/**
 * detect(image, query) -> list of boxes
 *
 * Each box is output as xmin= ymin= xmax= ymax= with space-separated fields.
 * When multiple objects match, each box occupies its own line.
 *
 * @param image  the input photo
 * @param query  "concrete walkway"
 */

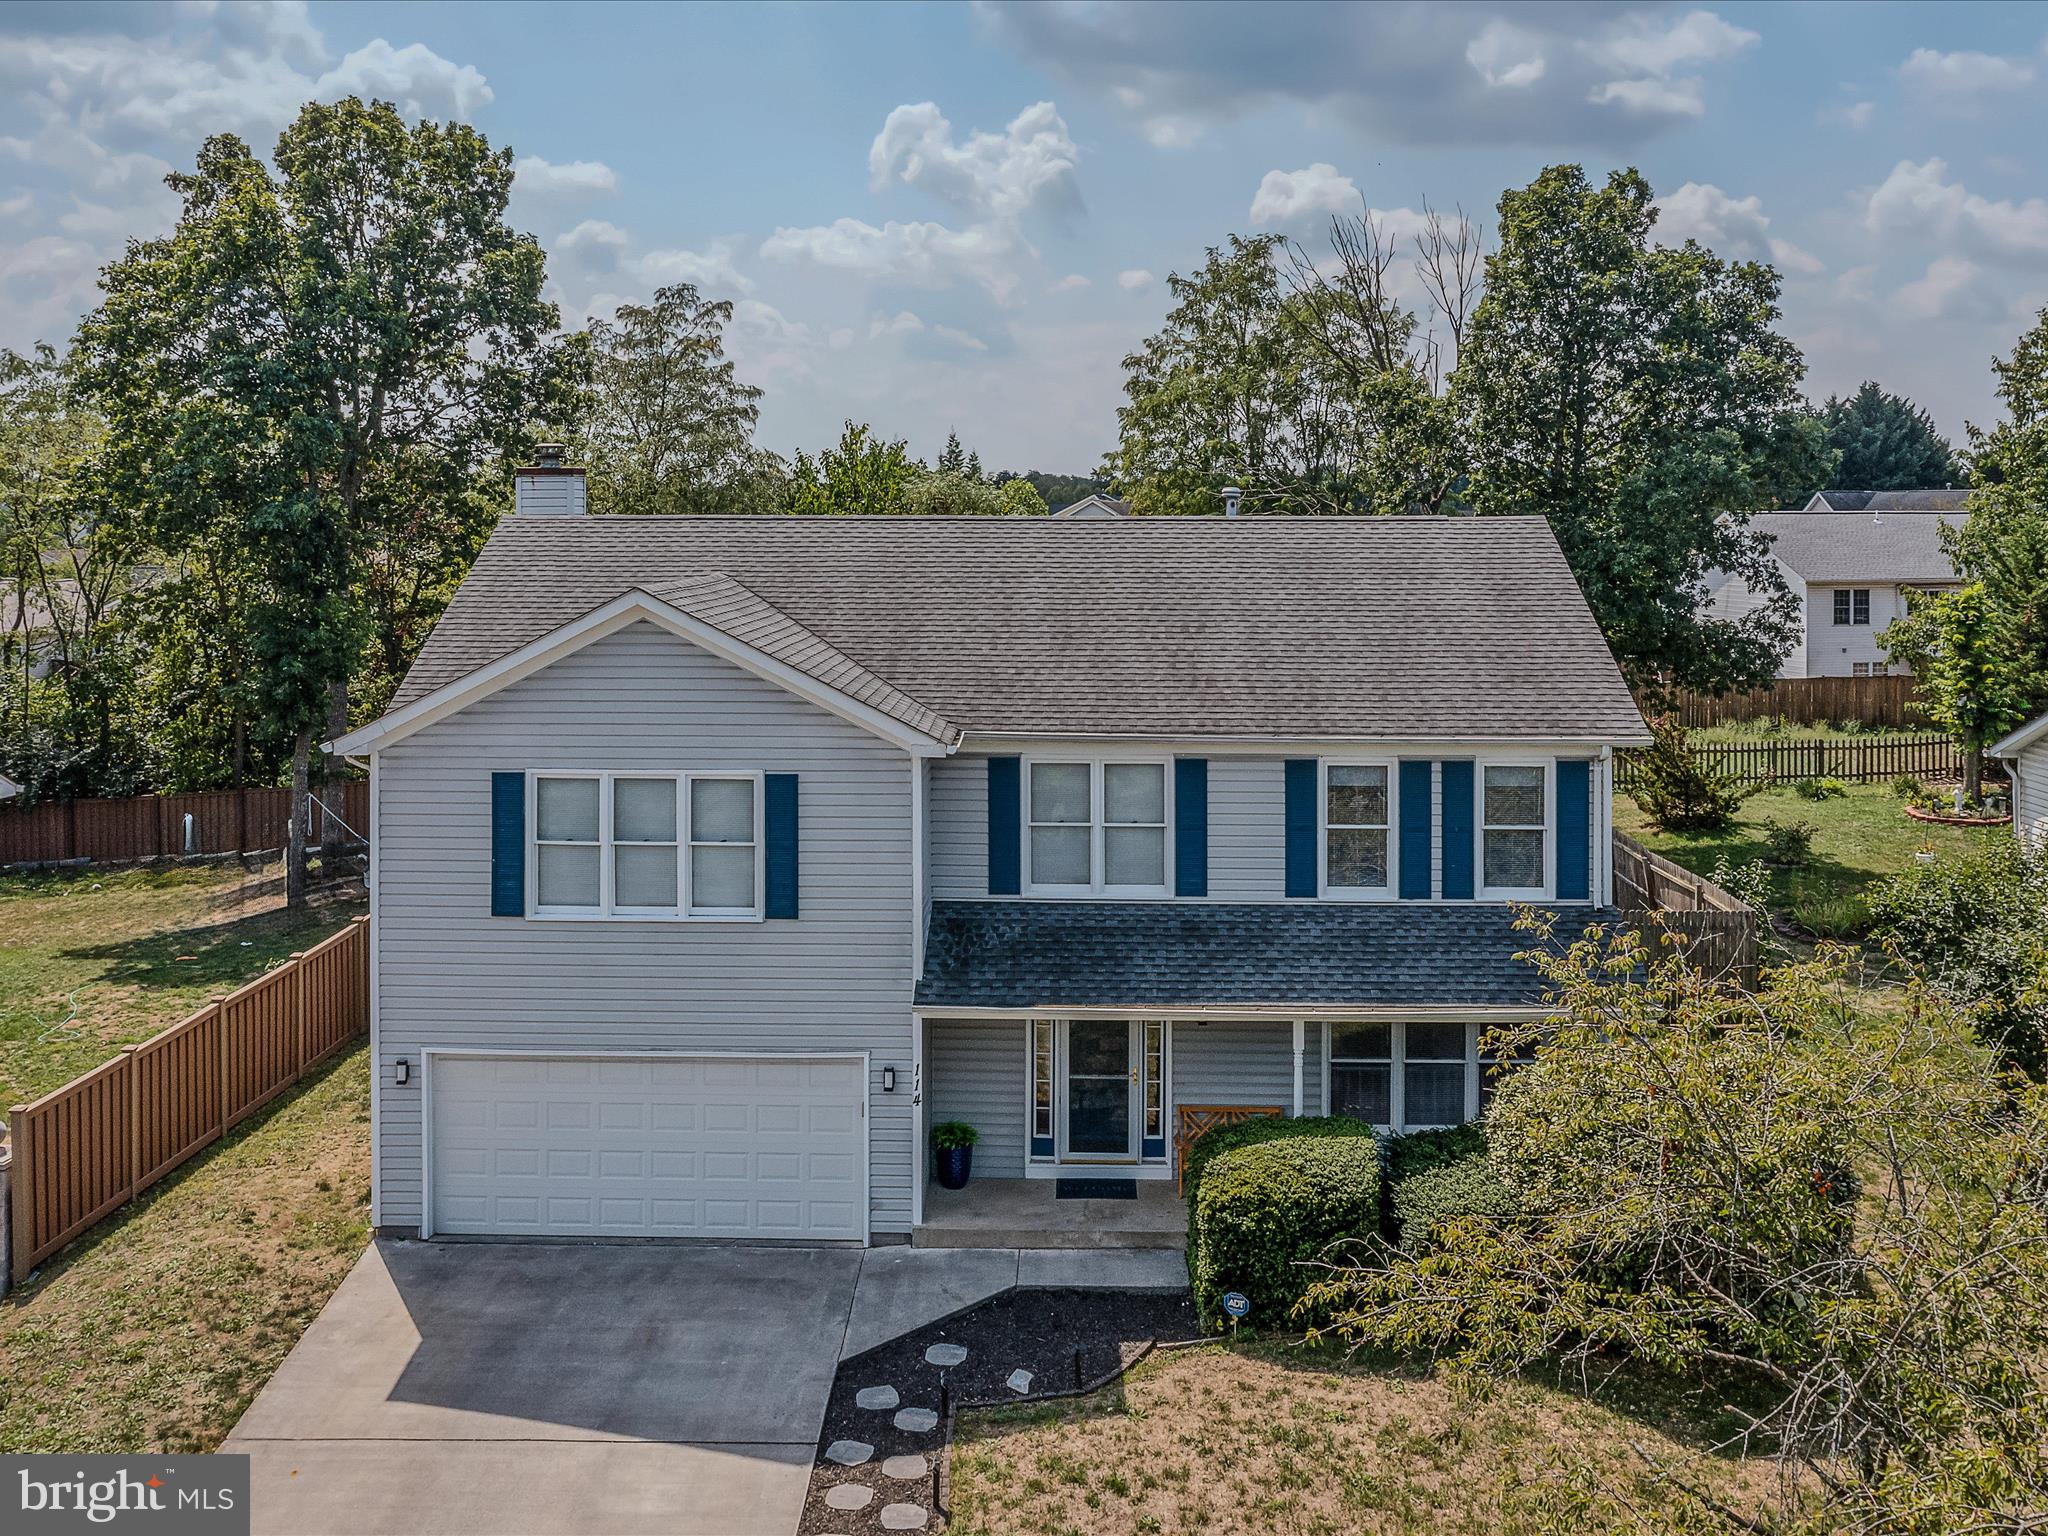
xmin=226 ymin=1240 xmax=1185 ymax=1536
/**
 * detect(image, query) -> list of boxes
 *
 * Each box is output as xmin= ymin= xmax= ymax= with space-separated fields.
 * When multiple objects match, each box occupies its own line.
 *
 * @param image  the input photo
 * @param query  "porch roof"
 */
xmin=915 ymin=900 xmax=1611 ymax=1011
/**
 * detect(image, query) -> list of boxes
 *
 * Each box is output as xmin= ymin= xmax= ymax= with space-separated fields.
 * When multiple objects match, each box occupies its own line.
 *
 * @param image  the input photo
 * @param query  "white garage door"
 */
xmin=429 ymin=1053 xmax=866 ymax=1241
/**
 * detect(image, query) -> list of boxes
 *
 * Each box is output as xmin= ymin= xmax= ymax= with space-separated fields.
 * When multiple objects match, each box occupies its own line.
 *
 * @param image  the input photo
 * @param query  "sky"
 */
xmin=2 ymin=1 xmax=2046 ymax=475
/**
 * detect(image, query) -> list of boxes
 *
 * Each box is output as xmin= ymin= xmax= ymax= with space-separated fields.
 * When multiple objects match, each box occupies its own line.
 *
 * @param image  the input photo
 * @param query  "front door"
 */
xmin=1061 ymin=1019 xmax=1136 ymax=1161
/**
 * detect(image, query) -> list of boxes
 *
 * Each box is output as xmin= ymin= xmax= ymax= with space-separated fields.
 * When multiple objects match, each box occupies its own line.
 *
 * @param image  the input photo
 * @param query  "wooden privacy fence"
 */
xmin=1612 ymin=831 xmax=1760 ymax=990
xmin=0 ymin=781 xmax=366 ymax=867
xmin=6 ymin=915 xmax=368 ymax=1282
xmin=1615 ymin=731 xmax=1968 ymax=789
xmin=1641 ymin=674 xmax=1929 ymax=730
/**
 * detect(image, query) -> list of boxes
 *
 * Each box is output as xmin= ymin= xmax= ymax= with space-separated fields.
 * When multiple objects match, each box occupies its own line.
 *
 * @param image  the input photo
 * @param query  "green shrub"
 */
xmin=1628 ymin=714 xmax=1754 ymax=832
xmin=1793 ymin=776 xmax=1848 ymax=801
xmin=1790 ymin=889 xmax=1870 ymax=941
xmin=1180 ymin=1112 xmax=1373 ymax=1192
xmin=1383 ymin=1125 xmax=1513 ymax=1252
xmin=1763 ymin=817 xmax=1817 ymax=865
xmin=1892 ymin=773 xmax=1925 ymax=800
xmin=1185 ymin=1120 xmax=1380 ymax=1331
xmin=931 ymin=1120 xmax=979 ymax=1150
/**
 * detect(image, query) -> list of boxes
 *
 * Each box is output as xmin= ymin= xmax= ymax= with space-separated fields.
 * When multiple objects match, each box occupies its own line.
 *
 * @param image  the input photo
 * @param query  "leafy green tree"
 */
xmin=995 ymin=478 xmax=1047 ymax=516
xmin=76 ymin=97 xmax=582 ymax=904
xmin=580 ymin=282 xmax=775 ymax=515
xmin=1310 ymin=926 xmax=2048 ymax=1533
xmin=902 ymin=471 xmax=1001 ymax=516
xmin=1455 ymin=165 xmax=1828 ymax=695
xmin=1882 ymin=582 xmax=2027 ymax=799
xmin=1819 ymin=380 xmax=1957 ymax=490
xmin=1007 ymin=471 xmax=1107 ymax=510
xmin=786 ymin=421 xmax=921 ymax=515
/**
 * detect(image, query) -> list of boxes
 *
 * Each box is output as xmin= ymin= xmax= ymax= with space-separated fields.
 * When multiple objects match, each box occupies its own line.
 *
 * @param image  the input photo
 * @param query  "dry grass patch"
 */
xmin=0 ymin=1042 xmax=370 ymax=1452
xmin=950 ymin=1340 xmax=1806 ymax=1536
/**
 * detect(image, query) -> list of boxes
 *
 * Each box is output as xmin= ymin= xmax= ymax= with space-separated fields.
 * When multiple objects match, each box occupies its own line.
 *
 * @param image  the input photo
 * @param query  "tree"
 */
xmin=902 ymin=471 xmax=1002 ymax=516
xmin=937 ymin=431 xmax=967 ymax=476
xmin=1311 ymin=926 xmax=2048 ymax=1533
xmin=1883 ymin=583 xmax=2027 ymax=799
xmin=786 ymin=422 xmax=921 ymax=515
xmin=1455 ymin=165 xmax=1828 ymax=696
xmin=964 ymin=448 xmax=983 ymax=483
xmin=1819 ymin=381 xmax=1957 ymax=490
xmin=995 ymin=478 xmax=1047 ymax=516
xmin=76 ymin=97 xmax=582 ymax=905
xmin=581 ymin=283 xmax=774 ymax=515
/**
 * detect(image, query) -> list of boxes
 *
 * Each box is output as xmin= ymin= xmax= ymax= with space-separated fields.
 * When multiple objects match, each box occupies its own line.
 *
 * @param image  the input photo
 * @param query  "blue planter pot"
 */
xmin=934 ymin=1145 xmax=973 ymax=1190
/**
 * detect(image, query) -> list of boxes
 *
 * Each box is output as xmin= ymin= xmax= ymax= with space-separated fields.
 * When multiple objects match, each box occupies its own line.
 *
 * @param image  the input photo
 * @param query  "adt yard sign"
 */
xmin=1221 ymin=1291 xmax=1250 ymax=1321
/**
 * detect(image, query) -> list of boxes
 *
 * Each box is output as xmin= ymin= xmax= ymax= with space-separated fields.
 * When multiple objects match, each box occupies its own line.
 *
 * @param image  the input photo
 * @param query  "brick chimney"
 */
xmin=514 ymin=444 xmax=588 ymax=516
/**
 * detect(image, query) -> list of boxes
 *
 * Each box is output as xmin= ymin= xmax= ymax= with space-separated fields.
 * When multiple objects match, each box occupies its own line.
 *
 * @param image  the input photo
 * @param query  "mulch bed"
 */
xmin=800 ymin=1286 xmax=1199 ymax=1535
xmin=1904 ymin=805 xmax=2012 ymax=827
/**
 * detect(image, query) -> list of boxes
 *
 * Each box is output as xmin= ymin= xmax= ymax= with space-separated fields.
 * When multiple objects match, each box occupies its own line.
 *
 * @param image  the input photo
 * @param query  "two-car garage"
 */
xmin=425 ymin=1053 xmax=868 ymax=1242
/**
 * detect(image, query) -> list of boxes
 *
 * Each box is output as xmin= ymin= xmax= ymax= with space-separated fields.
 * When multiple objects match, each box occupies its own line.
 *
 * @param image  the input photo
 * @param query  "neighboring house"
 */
xmin=328 ymin=466 xmax=1647 ymax=1247
xmin=1803 ymin=488 xmax=1971 ymax=513
xmin=0 ymin=773 xmax=18 ymax=802
xmin=1703 ymin=509 xmax=1964 ymax=678
xmin=1050 ymin=493 xmax=1128 ymax=519
xmin=1994 ymin=715 xmax=2048 ymax=843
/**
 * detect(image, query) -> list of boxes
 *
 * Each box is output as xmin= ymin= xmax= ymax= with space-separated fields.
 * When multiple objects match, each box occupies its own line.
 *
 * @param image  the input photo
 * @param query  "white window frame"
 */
xmin=1833 ymin=587 xmax=1872 ymax=627
xmin=1318 ymin=757 xmax=1400 ymax=901
xmin=1324 ymin=1020 xmax=1485 ymax=1132
xmin=1021 ymin=756 xmax=1174 ymax=897
xmin=1477 ymin=759 xmax=1552 ymax=901
xmin=526 ymin=769 xmax=765 ymax=922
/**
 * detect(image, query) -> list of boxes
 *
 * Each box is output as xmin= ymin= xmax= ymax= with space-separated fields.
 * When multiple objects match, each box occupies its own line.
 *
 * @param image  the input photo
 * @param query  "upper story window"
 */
xmin=1833 ymin=588 xmax=1871 ymax=626
xmin=1322 ymin=761 xmax=1393 ymax=898
xmin=1481 ymin=763 xmax=1548 ymax=898
xmin=532 ymin=771 xmax=760 ymax=919
xmin=1025 ymin=758 xmax=1169 ymax=894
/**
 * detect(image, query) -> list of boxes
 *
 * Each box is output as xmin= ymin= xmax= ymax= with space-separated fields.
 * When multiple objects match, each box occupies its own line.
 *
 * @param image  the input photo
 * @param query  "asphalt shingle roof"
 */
xmin=1808 ymin=489 xmax=1970 ymax=513
xmin=1750 ymin=511 xmax=1963 ymax=584
xmin=914 ymin=900 xmax=1604 ymax=1010
xmin=394 ymin=515 xmax=1645 ymax=743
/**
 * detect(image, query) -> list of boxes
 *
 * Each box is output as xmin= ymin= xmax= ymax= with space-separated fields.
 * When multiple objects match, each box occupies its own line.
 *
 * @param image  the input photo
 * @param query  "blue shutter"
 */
xmin=1283 ymin=759 xmax=1317 ymax=898
xmin=987 ymin=756 xmax=1021 ymax=895
xmin=764 ymin=773 xmax=799 ymax=918
xmin=1398 ymin=761 xmax=1433 ymax=899
xmin=490 ymin=772 xmax=525 ymax=916
xmin=1556 ymin=758 xmax=1592 ymax=901
xmin=1174 ymin=758 xmax=1208 ymax=897
xmin=1440 ymin=760 xmax=1475 ymax=900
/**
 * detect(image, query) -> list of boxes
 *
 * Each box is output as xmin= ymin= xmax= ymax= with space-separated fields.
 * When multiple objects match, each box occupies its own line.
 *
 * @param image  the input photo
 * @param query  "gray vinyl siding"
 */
xmin=1171 ymin=1020 xmax=1296 ymax=1115
xmin=925 ymin=1019 xmax=1027 ymax=1177
xmin=1209 ymin=758 xmax=1283 ymax=898
xmin=2017 ymin=741 xmax=2048 ymax=847
xmin=374 ymin=621 xmax=917 ymax=1234
xmin=928 ymin=755 xmax=988 ymax=899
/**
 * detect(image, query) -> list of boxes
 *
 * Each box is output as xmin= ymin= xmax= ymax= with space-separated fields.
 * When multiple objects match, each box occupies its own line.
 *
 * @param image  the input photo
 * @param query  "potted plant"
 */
xmin=932 ymin=1121 xmax=979 ymax=1190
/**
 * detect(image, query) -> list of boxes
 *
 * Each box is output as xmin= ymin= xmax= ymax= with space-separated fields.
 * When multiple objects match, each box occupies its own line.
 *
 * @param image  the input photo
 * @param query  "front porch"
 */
xmin=913 ymin=1177 xmax=1188 ymax=1251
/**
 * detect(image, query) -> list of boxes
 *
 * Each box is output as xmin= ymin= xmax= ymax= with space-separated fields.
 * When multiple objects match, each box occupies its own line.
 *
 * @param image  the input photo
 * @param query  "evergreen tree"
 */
xmin=1820 ymin=381 xmax=1958 ymax=490
xmin=937 ymin=431 xmax=966 ymax=476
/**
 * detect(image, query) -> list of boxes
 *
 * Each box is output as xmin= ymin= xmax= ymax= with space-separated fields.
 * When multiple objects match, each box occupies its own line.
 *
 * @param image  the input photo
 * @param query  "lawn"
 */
xmin=0 ymin=860 xmax=367 ymax=1109
xmin=0 ymin=1040 xmax=370 ymax=1452
xmin=1614 ymin=780 xmax=2003 ymax=932
xmin=950 ymin=1339 xmax=1806 ymax=1536
xmin=1685 ymin=721 xmax=1932 ymax=745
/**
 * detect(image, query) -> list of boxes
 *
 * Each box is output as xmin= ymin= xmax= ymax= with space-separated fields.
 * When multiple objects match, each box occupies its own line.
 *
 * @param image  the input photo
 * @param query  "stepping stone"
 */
xmin=1006 ymin=1368 xmax=1033 ymax=1394
xmin=824 ymin=1439 xmax=873 ymax=1466
xmin=923 ymin=1343 xmax=968 ymax=1368
xmin=881 ymin=1453 xmax=927 ymax=1480
xmin=824 ymin=1484 xmax=874 ymax=1512
xmin=881 ymin=1505 xmax=929 ymax=1531
xmin=893 ymin=1407 xmax=938 ymax=1433
xmin=855 ymin=1385 xmax=899 ymax=1411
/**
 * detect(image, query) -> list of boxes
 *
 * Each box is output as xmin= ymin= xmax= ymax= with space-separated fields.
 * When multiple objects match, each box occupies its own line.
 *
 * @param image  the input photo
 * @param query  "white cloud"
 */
xmin=761 ymin=217 xmax=1023 ymax=303
xmin=1117 ymin=268 xmax=1155 ymax=291
xmin=1587 ymin=77 xmax=1706 ymax=118
xmin=869 ymin=309 xmax=926 ymax=339
xmin=314 ymin=39 xmax=492 ymax=120
xmin=1821 ymin=99 xmax=1876 ymax=130
xmin=0 ymin=191 xmax=28 ymax=220
xmin=1898 ymin=46 xmax=2036 ymax=111
xmin=1835 ymin=264 xmax=1878 ymax=304
xmin=1656 ymin=182 xmax=1821 ymax=274
xmin=1248 ymin=163 xmax=1358 ymax=226
xmin=1048 ymin=273 xmax=1091 ymax=293
xmin=638 ymin=238 xmax=756 ymax=296
xmin=868 ymin=100 xmax=1081 ymax=221
xmin=1864 ymin=157 xmax=2048 ymax=265
xmin=1466 ymin=20 xmax=1546 ymax=88
xmin=515 ymin=156 xmax=619 ymax=198
xmin=932 ymin=323 xmax=989 ymax=352
xmin=1586 ymin=9 xmax=1758 ymax=78
xmin=1894 ymin=256 xmax=2005 ymax=322
xmin=554 ymin=219 xmax=628 ymax=270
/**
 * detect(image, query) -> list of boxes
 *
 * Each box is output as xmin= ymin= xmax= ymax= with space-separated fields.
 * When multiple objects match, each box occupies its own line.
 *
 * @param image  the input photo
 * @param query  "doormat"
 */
xmin=1056 ymin=1177 xmax=1137 ymax=1200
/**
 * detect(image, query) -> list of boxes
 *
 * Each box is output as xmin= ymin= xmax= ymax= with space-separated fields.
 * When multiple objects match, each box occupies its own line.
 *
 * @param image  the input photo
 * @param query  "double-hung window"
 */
xmin=1322 ymin=762 xmax=1394 ymax=897
xmin=1329 ymin=1021 xmax=1481 ymax=1130
xmin=1025 ymin=759 xmax=1169 ymax=894
xmin=1480 ymin=763 xmax=1548 ymax=898
xmin=531 ymin=771 xmax=760 ymax=918
xmin=1833 ymin=588 xmax=1871 ymax=626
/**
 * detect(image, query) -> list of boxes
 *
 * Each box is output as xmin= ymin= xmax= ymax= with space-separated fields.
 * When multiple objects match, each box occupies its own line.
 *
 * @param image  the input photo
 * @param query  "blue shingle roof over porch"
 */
xmin=915 ymin=901 xmax=1614 ymax=1011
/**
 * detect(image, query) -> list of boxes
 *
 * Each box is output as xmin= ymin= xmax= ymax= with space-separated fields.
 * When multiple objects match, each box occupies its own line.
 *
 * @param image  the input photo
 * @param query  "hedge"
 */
xmin=1384 ymin=1125 xmax=1514 ymax=1254
xmin=1184 ymin=1118 xmax=1381 ymax=1331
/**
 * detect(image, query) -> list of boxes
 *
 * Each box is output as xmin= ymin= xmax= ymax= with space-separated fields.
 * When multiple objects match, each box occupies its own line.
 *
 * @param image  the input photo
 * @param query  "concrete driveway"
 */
xmin=224 ymin=1241 xmax=864 ymax=1536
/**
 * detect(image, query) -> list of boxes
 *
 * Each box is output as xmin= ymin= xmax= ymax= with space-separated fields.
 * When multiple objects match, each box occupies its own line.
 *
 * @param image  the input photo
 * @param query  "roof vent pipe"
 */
xmin=1221 ymin=485 xmax=1242 ymax=518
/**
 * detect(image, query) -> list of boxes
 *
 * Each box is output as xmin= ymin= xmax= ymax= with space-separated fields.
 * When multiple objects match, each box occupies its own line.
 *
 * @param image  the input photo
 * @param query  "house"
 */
xmin=1803 ymin=488 xmax=1970 ymax=513
xmin=326 ymin=459 xmax=1647 ymax=1248
xmin=0 ymin=773 xmax=18 ymax=802
xmin=1050 ymin=493 xmax=1128 ymax=519
xmin=1993 ymin=716 xmax=2048 ymax=842
xmin=1703 ymin=508 xmax=1964 ymax=678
